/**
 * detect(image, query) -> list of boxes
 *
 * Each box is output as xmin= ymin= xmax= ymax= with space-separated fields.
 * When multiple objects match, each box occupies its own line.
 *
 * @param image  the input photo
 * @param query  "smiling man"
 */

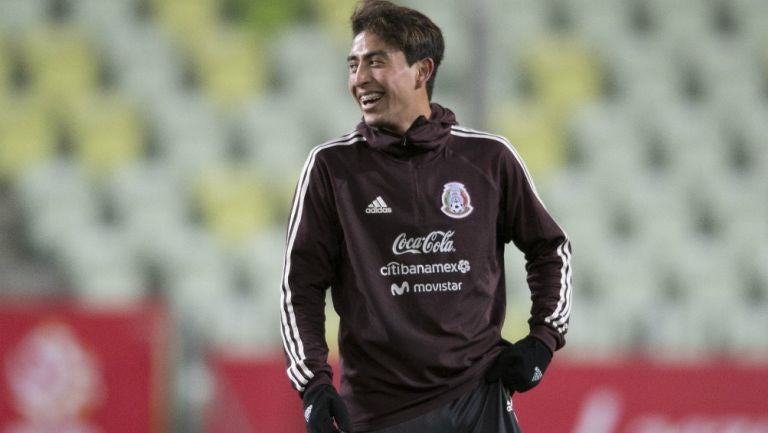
xmin=280 ymin=2 xmax=573 ymax=433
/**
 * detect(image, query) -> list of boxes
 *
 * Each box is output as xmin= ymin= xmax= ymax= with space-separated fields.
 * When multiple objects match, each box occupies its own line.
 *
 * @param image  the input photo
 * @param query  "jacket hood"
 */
xmin=355 ymin=103 xmax=458 ymax=158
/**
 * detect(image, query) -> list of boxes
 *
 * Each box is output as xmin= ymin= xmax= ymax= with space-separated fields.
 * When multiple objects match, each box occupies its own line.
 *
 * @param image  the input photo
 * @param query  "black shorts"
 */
xmin=361 ymin=381 xmax=522 ymax=433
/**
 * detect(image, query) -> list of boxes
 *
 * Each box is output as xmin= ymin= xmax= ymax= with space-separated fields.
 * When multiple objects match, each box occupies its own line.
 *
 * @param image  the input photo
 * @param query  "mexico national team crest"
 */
xmin=440 ymin=182 xmax=473 ymax=219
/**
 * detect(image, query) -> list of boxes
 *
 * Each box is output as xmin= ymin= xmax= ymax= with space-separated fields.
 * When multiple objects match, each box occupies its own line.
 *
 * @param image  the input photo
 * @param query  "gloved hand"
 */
xmin=302 ymin=384 xmax=352 ymax=433
xmin=485 ymin=336 xmax=552 ymax=393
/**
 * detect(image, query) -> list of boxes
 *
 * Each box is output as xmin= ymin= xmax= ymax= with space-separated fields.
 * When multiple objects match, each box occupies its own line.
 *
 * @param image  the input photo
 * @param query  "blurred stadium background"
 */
xmin=0 ymin=0 xmax=767 ymax=432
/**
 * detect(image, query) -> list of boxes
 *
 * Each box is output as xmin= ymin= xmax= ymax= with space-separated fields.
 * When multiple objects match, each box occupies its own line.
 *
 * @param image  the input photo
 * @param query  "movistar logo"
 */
xmin=391 ymin=281 xmax=409 ymax=296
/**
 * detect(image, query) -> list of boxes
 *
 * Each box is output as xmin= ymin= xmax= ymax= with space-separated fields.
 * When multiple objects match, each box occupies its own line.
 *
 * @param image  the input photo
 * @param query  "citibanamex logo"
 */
xmin=4 ymin=322 xmax=105 ymax=433
xmin=392 ymin=230 xmax=456 ymax=255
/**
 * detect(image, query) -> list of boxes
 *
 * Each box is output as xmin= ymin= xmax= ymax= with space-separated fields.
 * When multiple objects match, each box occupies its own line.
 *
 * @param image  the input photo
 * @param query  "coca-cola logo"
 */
xmin=392 ymin=230 xmax=456 ymax=255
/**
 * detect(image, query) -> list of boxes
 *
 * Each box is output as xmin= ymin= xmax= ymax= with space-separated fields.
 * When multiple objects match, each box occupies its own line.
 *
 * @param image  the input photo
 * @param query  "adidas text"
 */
xmin=366 ymin=196 xmax=392 ymax=214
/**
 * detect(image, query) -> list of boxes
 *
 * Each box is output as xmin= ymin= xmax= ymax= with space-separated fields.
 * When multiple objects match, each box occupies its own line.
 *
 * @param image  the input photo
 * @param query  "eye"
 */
xmin=348 ymin=63 xmax=358 ymax=73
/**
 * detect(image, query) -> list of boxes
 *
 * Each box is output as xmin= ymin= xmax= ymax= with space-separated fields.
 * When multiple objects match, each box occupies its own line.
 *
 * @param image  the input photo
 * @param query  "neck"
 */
xmin=389 ymin=100 xmax=432 ymax=135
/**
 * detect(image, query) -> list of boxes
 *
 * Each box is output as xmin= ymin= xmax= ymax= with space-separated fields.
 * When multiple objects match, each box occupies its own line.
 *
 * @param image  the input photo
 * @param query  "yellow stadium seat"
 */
xmin=189 ymin=28 xmax=266 ymax=111
xmin=523 ymin=35 xmax=603 ymax=123
xmin=0 ymin=96 xmax=56 ymax=182
xmin=194 ymin=165 xmax=275 ymax=250
xmin=311 ymin=0 xmax=359 ymax=41
xmin=20 ymin=24 xmax=100 ymax=114
xmin=151 ymin=0 xmax=219 ymax=45
xmin=68 ymin=94 xmax=144 ymax=179
xmin=0 ymin=38 xmax=9 ymax=99
xmin=490 ymin=101 xmax=566 ymax=181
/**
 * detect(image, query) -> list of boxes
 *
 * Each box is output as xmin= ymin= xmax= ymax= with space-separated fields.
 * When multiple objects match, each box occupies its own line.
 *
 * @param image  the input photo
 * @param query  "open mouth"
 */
xmin=359 ymin=92 xmax=383 ymax=107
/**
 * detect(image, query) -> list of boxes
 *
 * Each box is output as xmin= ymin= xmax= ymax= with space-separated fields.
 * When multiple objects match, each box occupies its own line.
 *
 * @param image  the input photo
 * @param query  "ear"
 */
xmin=414 ymin=58 xmax=435 ymax=90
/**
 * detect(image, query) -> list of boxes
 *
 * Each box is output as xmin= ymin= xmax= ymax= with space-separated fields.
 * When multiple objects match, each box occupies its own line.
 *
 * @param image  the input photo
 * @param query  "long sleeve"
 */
xmin=280 ymin=148 xmax=341 ymax=395
xmin=498 ymin=146 xmax=573 ymax=353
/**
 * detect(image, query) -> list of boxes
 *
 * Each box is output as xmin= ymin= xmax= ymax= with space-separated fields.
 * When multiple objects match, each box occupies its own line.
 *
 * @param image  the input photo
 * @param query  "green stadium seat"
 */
xmin=228 ymin=0 xmax=306 ymax=39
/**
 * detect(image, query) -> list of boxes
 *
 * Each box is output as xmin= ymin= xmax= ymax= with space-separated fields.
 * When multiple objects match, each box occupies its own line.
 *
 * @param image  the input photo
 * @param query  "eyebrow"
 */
xmin=346 ymin=50 xmax=390 ymax=63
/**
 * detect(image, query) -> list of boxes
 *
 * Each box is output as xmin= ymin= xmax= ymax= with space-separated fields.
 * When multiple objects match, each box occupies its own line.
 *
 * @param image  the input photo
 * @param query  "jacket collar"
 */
xmin=355 ymin=103 xmax=458 ymax=158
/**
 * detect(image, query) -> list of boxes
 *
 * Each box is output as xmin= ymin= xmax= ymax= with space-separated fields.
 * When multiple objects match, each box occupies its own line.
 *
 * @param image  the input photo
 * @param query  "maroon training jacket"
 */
xmin=280 ymin=103 xmax=572 ymax=431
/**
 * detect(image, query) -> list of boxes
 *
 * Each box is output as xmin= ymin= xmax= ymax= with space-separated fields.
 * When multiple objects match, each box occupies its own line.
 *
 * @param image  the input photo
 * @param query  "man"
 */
xmin=280 ymin=1 xmax=572 ymax=432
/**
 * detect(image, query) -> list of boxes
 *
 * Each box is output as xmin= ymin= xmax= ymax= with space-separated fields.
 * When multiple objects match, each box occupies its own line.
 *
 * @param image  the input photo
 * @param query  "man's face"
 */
xmin=347 ymin=31 xmax=428 ymax=134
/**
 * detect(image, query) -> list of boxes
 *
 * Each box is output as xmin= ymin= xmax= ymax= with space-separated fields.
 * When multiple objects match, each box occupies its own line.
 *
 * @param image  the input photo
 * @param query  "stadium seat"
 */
xmin=313 ymin=0 xmax=362 ymax=41
xmin=685 ymin=37 xmax=763 ymax=106
xmin=489 ymin=101 xmax=566 ymax=180
xmin=162 ymin=228 xmax=236 ymax=323
xmin=566 ymin=101 xmax=644 ymax=178
xmin=99 ymin=20 xmax=185 ymax=104
xmin=186 ymin=27 xmax=266 ymax=111
xmin=566 ymin=0 xmax=629 ymax=44
xmin=107 ymin=161 xmax=190 ymax=263
xmin=193 ymin=164 xmax=275 ymax=250
xmin=237 ymin=96 xmax=315 ymax=175
xmin=270 ymin=26 xmax=347 ymax=98
xmin=207 ymin=292 xmax=277 ymax=353
xmin=70 ymin=0 xmax=141 ymax=31
xmin=20 ymin=24 xmax=101 ymax=114
xmin=150 ymin=0 xmax=219 ymax=46
xmin=521 ymin=35 xmax=603 ymax=122
xmin=59 ymin=225 xmax=147 ymax=304
xmin=14 ymin=159 xmax=100 ymax=255
xmin=211 ymin=229 xmax=290 ymax=352
xmin=0 ymin=96 xmax=57 ymax=182
xmin=0 ymin=37 xmax=9 ymax=99
xmin=643 ymin=0 xmax=712 ymax=44
xmin=0 ymin=0 xmax=48 ymax=33
xmin=68 ymin=93 xmax=144 ymax=179
xmin=640 ymin=102 xmax=727 ymax=184
xmin=147 ymin=94 xmax=228 ymax=177
xmin=730 ymin=0 xmax=768 ymax=44
xmin=227 ymin=0 xmax=305 ymax=38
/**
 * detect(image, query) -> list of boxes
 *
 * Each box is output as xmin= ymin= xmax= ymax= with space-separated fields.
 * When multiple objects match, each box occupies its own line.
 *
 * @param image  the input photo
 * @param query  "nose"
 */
xmin=351 ymin=63 xmax=371 ymax=87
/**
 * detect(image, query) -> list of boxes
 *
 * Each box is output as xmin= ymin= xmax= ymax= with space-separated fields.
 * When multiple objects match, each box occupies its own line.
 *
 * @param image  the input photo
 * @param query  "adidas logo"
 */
xmin=532 ymin=366 xmax=543 ymax=382
xmin=365 ymin=196 xmax=392 ymax=214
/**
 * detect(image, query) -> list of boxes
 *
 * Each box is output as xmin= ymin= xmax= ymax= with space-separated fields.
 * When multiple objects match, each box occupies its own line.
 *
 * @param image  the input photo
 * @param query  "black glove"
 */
xmin=302 ymin=384 xmax=352 ymax=433
xmin=485 ymin=336 xmax=552 ymax=393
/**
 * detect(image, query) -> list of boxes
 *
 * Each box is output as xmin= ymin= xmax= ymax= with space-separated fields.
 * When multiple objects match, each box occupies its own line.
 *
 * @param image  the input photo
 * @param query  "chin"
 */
xmin=363 ymin=115 xmax=394 ymax=131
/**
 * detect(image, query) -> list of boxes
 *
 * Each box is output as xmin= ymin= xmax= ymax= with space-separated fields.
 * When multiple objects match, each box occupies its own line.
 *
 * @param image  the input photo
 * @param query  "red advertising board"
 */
xmin=514 ymin=358 xmax=768 ymax=433
xmin=209 ymin=355 xmax=768 ymax=433
xmin=207 ymin=352 xmax=307 ymax=433
xmin=0 ymin=300 xmax=170 ymax=433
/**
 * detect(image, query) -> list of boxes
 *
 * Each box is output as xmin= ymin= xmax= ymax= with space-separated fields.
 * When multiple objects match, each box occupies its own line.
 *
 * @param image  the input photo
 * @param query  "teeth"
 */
xmin=360 ymin=93 xmax=383 ymax=103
